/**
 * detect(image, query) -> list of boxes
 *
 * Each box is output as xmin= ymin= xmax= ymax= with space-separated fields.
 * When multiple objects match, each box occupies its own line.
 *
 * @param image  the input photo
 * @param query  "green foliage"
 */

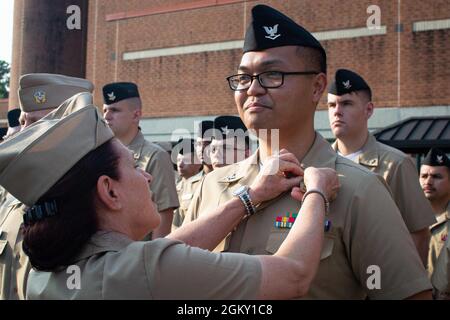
xmin=0 ymin=60 xmax=10 ymax=99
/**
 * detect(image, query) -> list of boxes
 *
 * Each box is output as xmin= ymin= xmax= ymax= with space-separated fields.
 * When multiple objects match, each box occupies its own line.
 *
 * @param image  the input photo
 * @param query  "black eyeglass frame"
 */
xmin=226 ymin=71 xmax=320 ymax=91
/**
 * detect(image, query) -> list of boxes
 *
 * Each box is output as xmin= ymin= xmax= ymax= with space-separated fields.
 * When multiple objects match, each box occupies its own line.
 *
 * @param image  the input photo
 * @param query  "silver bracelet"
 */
xmin=301 ymin=188 xmax=329 ymax=215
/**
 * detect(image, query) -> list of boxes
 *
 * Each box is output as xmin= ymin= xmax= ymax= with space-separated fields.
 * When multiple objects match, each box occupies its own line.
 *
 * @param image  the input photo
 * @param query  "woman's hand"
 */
xmin=291 ymin=167 xmax=340 ymax=202
xmin=249 ymin=149 xmax=303 ymax=204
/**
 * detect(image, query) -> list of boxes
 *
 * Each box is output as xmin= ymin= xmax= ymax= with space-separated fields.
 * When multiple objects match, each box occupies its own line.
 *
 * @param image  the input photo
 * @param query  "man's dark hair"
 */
xmin=357 ymin=89 xmax=372 ymax=102
xmin=22 ymin=139 xmax=120 ymax=271
xmin=296 ymin=47 xmax=327 ymax=74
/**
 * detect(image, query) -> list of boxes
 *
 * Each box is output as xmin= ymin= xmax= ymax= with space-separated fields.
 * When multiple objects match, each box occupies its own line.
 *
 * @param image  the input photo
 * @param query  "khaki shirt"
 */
xmin=0 ymin=194 xmax=30 ymax=300
xmin=431 ymin=235 xmax=450 ymax=299
xmin=333 ymin=134 xmax=436 ymax=232
xmin=128 ymin=131 xmax=179 ymax=212
xmin=173 ymin=170 xmax=204 ymax=230
xmin=26 ymin=231 xmax=261 ymax=299
xmin=428 ymin=203 xmax=450 ymax=277
xmin=184 ymin=133 xmax=431 ymax=299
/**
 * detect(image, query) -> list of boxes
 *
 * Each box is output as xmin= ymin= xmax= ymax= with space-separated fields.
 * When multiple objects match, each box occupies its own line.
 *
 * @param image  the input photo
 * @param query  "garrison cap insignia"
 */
xmin=33 ymin=91 xmax=46 ymax=104
xmin=263 ymin=24 xmax=281 ymax=40
xmin=107 ymin=92 xmax=116 ymax=102
xmin=342 ymin=80 xmax=351 ymax=89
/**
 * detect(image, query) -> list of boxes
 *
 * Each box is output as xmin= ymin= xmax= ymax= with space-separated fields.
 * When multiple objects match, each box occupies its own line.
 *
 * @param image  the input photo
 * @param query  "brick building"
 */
xmin=7 ymin=0 xmax=450 ymax=141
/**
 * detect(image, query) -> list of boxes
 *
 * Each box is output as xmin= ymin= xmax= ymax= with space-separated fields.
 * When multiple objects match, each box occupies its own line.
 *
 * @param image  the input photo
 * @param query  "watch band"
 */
xmin=236 ymin=187 xmax=256 ymax=218
xmin=301 ymin=188 xmax=329 ymax=215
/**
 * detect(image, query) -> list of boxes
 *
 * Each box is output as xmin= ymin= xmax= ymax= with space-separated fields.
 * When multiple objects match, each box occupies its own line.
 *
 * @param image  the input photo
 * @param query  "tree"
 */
xmin=0 ymin=60 xmax=10 ymax=99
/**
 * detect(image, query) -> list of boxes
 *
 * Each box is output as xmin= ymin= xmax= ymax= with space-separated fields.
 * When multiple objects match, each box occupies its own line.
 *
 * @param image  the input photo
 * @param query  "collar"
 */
xmin=430 ymin=202 xmax=450 ymax=230
xmin=74 ymin=231 xmax=133 ymax=261
xmin=218 ymin=150 xmax=259 ymax=185
xmin=301 ymin=132 xmax=338 ymax=169
xmin=188 ymin=170 xmax=205 ymax=183
xmin=217 ymin=132 xmax=337 ymax=184
xmin=333 ymin=133 xmax=378 ymax=167
xmin=127 ymin=129 xmax=145 ymax=160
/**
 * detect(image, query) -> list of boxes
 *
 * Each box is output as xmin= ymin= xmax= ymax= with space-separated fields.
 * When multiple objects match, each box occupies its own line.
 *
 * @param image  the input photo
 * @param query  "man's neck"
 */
xmin=203 ymin=164 xmax=213 ymax=174
xmin=259 ymin=128 xmax=316 ymax=164
xmin=117 ymin=127 xmax=140 ymax=146
xmin=431 ymin=199 xmax=449 ymax=216
xmin=335 ymin=131 xmax=369 ymax=156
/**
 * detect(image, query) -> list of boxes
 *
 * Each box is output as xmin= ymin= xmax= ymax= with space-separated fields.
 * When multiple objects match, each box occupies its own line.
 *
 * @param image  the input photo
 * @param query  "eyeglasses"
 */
xmin=226 ymin=70 xmax=320 ymax=91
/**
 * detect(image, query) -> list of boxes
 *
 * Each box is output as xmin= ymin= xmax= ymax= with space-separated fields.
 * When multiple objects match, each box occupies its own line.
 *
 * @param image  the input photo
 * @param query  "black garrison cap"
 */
xmin=102 ymin=82 xmax=140 ymax=105
xmin=423 ymin=148 xmax=450 ymax=168
xmin=328 ymin=69 xmax=372 ymax=97
xmin=197 ymin=120 xmax=214 ymax=139
xmin=243 ymin=4 xmax=326 ymax=61
xmin=213 ymin=115 xmax=248 ymax=140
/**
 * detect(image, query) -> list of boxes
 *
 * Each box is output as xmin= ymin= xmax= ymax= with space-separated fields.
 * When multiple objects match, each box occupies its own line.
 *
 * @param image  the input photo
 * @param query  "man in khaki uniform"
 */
xmin=327 ymin=69 xmax=435 ymax=265
xmin=195 ymin=120 xmax=214 ymax=175
xmin=209 ymin=115 xmax=251 ymax=170
xmin=184 ymin=4 xmax=432 ymax=299
xmin=172 ymin=138 xmax=202 ymax=230
xmin=102 ymin=82 xmax=179 ymax=239
xmin=419 ymin=149 xmax=450 ymax=286
xmin=431 ymin=236 xmax=450 ymax=299
xmin=0 ymin=73 xmax=93 ymax=300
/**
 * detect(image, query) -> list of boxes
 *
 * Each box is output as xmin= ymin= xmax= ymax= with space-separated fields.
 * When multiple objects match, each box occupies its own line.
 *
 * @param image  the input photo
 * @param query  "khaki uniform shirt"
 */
xmin=127 ymin=131 xmax=179 ymax=212
xmin=26 ymin=231 xmax=261 ymax=299
xmin=173 ymin=170 xmax=204 ymax=230
xmin=428 ymin=203 xmax=450 ymax=277
xmin=184 ymin=133 xmax=431 ymax=299
xmin=0 ymin=194 xmax=30 ymax=300
xmin=431 ymin=234 xmax=450 ymax=299
xmin=333 ymin=134 xmax=436 ymax=232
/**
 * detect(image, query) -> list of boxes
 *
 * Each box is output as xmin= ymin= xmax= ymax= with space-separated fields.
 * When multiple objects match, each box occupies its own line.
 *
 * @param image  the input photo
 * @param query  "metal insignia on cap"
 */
xmin=437 ymin=155 xmax=444 ymax=164
xmin=221 ymin=126 xmax=230 ymax=135
xmin=33 ymin=91 xmax=46 ymax=104
xmin=107 ymin=92 xmax=116 ymax=101
xmin=263 ymin=24 xmax=281 ymax=40
xmin=342 ymin=80 xmax=352 ymax=89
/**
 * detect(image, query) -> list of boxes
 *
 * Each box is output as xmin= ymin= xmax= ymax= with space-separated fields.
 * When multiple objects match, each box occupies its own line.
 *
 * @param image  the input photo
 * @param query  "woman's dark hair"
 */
xmin=22 ymin=138 xmax=121 ymax=271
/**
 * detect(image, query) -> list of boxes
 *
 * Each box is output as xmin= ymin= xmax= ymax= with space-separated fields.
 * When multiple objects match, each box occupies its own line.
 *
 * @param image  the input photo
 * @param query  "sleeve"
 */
xmin=144 ymin=239 xmax=262 ymax=299
xmin=431 ymin=241 xmax=450 ymax=295
xmin=146 ymin=150 xmax=179 ymax=212
xmin=348 ymin=174 xmax=432 ymax=299
xmin=387 ymin=156 xmax=436 ymax=232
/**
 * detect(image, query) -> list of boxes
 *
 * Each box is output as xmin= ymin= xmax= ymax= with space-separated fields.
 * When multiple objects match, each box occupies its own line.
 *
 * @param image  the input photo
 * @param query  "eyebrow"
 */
xmin=238 ymin=59 xmax=286 ymax=72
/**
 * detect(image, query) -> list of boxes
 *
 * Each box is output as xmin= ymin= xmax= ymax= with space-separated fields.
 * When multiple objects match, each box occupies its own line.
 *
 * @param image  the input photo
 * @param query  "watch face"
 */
xmin=233 ymin=185 xmax=247 ymax=196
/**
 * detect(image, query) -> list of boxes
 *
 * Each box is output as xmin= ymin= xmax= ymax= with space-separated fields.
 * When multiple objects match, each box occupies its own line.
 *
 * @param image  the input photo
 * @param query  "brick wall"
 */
xmin=85 ymin=0 xmax=450 ymax=118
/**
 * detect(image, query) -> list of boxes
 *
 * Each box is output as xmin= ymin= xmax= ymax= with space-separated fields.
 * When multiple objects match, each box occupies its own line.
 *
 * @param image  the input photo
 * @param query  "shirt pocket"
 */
xmin=265 ymin=228 xmax=335 ymax=260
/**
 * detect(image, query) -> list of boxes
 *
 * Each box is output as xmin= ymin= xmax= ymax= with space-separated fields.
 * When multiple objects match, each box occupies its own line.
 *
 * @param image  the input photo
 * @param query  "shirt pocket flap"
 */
xmin=265 ymin=229 xmax=289 ymax=254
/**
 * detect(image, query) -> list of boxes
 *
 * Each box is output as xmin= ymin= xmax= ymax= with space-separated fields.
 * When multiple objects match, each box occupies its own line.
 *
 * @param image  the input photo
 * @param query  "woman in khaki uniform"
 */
xmin=0 ymin=93 xmax=339 ymax=300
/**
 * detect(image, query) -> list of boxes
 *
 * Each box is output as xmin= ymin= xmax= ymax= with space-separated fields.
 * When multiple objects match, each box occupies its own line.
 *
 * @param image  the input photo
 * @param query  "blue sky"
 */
xmin=0 ymin=0 xmax=14 ymax=64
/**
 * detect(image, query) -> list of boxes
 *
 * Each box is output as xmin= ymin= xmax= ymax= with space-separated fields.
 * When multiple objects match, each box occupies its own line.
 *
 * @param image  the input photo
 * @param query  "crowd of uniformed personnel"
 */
xmin=0 ymin=4 xmax=448 ymax=300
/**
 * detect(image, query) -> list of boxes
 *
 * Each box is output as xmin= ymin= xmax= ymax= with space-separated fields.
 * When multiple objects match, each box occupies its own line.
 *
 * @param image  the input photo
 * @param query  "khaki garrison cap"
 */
xmin=19 ymin=73 xmax=94 ymax=112
xmin=0 ymin=92 xmax=113 ymax=206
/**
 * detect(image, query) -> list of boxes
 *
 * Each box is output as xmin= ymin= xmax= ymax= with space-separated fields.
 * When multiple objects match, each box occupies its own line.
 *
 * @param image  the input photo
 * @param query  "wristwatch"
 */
xmin=233 ymin=185 xmax=256 ymax=218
